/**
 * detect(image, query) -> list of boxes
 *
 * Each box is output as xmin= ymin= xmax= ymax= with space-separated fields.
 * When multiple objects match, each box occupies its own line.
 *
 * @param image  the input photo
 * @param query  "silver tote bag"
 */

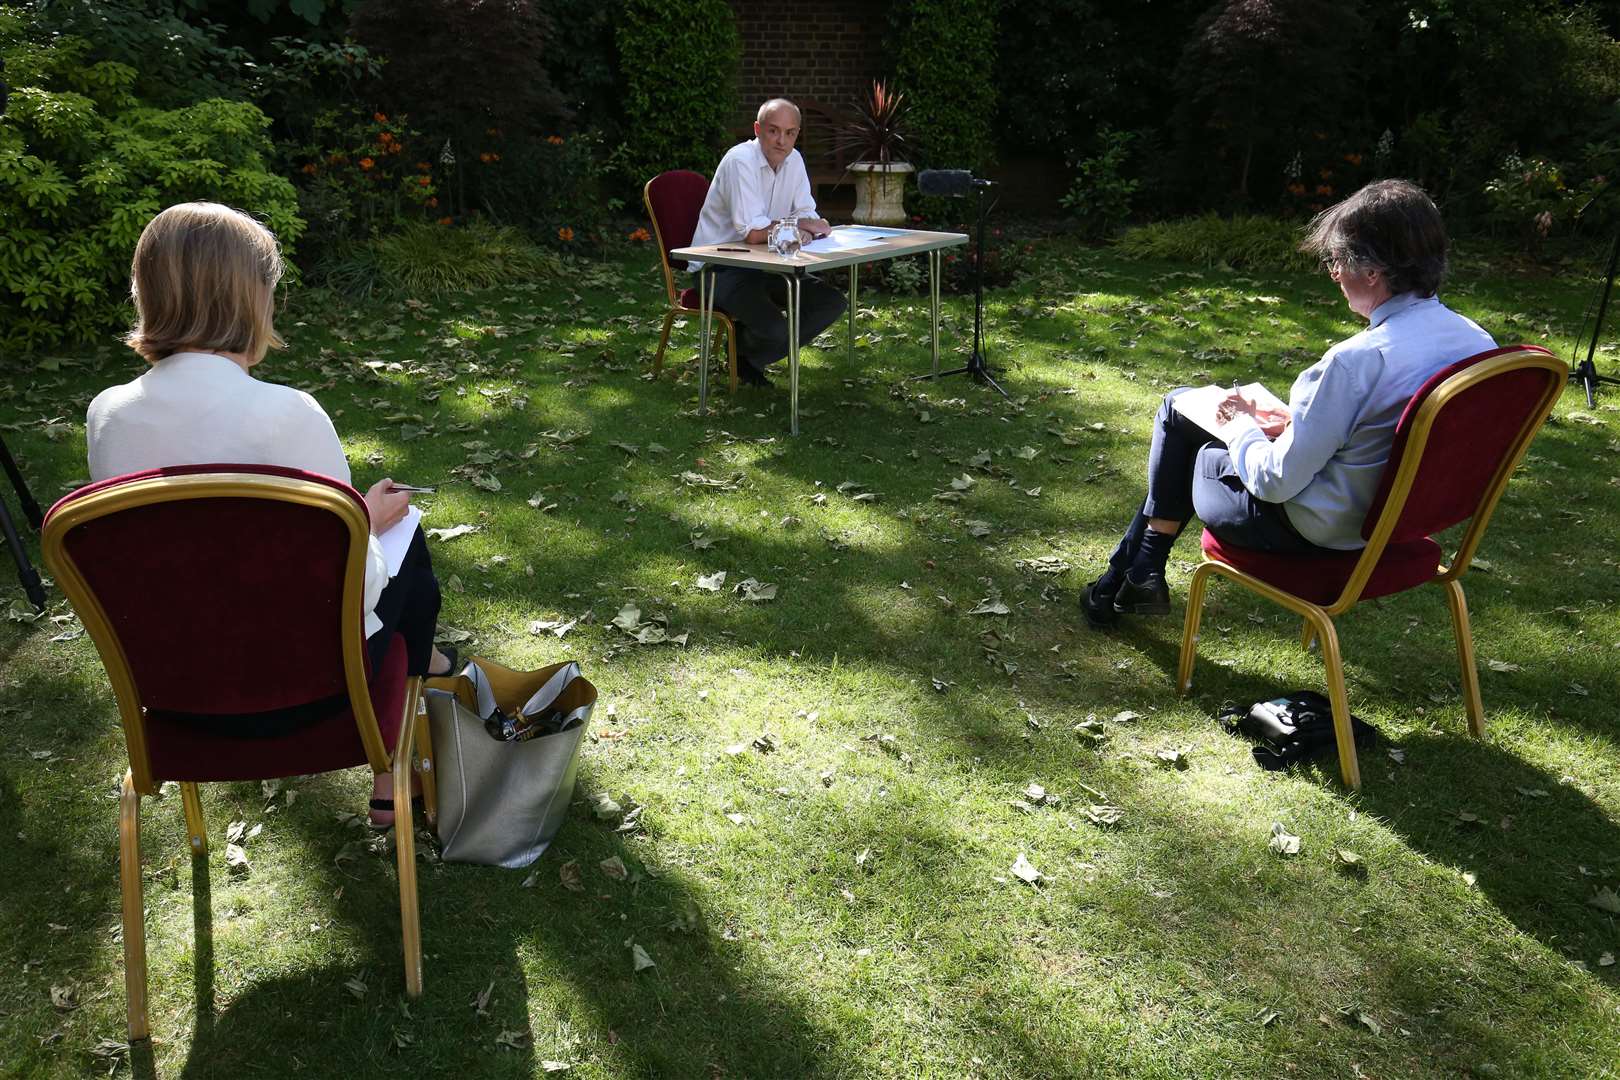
xmin=424 ymin=658 xmax=595 ymax=868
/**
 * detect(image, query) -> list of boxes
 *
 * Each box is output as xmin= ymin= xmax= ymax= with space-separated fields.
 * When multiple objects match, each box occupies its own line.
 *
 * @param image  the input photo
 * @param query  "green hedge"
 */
xmin=614 ymin=0 xmax=740 ymax=188
xmin=891 ymin=0 xmax=998 ymax=174
xmin=0 ymin=14 xmax=301 ymax=355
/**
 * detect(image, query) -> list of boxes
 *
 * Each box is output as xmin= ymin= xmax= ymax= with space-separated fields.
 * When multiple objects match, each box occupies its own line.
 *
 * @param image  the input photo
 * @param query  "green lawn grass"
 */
xmin=2 ymin=238 xmax=1617 ymax=1079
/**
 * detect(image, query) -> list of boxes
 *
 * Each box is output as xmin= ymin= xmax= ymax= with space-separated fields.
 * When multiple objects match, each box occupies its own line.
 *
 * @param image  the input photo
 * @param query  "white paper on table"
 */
xmin=839 ymin=226 xmax=911 ymax=238
xmin=375 ymin=504 xmax=422 ymax=577
xmin=800 ymin=230 xmax=888 ymax=254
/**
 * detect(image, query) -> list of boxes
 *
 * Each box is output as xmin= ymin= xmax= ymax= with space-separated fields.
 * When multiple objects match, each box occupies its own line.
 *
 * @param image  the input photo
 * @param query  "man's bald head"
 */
xmin=756 ymin=98 xmax=801 ymax=127
xmin=754 ymin=98 xmax=802 ymax=171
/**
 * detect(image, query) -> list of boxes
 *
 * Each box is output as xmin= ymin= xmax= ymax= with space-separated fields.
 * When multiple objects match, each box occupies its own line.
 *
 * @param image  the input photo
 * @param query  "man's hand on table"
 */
xmin=797 ymin=217 xmax=832 ymax=240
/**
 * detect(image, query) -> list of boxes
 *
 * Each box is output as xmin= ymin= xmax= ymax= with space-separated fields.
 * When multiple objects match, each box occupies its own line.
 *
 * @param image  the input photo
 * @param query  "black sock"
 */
xmin=1128 ymin=526 xmax=1179 ymax=582
xmin=1096 ymin=511 xmax=1151 ymax=596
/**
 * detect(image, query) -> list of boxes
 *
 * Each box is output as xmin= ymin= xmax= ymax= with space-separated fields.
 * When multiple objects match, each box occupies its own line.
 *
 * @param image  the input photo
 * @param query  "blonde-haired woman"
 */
xmin=86 ymin=202 xmax=452 ymax=828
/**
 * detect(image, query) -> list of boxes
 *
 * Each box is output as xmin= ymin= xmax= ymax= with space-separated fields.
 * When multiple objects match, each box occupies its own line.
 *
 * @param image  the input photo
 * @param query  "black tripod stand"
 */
xmin=0 ymin=432 xmax=46 ymax=612
xmin=1571 ymin=227 xmax=1620 ymax=407
xmin=910 ymin=183 xmax=1009 ymax=399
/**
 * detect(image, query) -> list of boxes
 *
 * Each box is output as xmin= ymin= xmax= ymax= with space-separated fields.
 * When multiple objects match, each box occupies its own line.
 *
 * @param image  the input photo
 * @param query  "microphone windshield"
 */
xmin=917 ymin=169 xmax=974 ymax=197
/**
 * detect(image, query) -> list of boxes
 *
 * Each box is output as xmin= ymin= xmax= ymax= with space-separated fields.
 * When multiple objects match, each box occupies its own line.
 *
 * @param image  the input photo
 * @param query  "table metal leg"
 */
xmin=698 ymin=267 xmax=713 ymax=415
xmin=930 ymin=250 xmax=942 ymax=376
xmin=788 ymin=271 xmax=802 ymax=436
xmin=847 ymin=263 xmax=857 ymax=366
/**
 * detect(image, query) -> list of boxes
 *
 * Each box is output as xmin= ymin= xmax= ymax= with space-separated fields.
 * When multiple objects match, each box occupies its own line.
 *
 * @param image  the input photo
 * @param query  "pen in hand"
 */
xmin=387 ymin=483 xmax=435 ymax=494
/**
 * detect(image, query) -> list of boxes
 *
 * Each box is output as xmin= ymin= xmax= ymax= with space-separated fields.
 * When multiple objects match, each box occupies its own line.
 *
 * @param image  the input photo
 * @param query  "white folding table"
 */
xmin=671 ymin=225 xmax=969 ymax=434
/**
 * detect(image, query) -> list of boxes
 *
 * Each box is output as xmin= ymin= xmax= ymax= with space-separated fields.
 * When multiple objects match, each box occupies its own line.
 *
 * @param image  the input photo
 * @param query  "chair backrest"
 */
xmin=42 ymin=464 xmax=391 ymax=791
xmin=1333 ymin=345 xmax=1566 ymax=606
xmin=643 ymin=169 xmax=711 ymax=303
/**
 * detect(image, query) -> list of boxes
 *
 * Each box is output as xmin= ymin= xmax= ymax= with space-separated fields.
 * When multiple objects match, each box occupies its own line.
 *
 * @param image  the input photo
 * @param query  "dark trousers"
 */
xmin=367 ymin=526 xmax=441 ymax=677
xmin=1108 ymin=388 xmax=1328 ymax=571
xmin=709 ymin=267 xmax=846 ymax=370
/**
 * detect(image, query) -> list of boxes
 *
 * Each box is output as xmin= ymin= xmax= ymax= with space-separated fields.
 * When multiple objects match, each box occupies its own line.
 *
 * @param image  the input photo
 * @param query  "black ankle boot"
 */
xmin=1113 ymin=571 xmax=1171 ymax=615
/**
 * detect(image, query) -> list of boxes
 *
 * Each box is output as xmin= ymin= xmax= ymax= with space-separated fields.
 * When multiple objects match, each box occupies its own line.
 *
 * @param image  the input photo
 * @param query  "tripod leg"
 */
xmin=0 ymin=496 xmax=45 ymax=612
xmin=0 ymin=434 xmax=42 ymax=529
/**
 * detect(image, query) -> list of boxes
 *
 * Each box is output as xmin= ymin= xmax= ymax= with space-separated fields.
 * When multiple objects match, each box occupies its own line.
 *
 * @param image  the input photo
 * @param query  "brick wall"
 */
xmin=728 ymin=0 xmax=890 ymax=133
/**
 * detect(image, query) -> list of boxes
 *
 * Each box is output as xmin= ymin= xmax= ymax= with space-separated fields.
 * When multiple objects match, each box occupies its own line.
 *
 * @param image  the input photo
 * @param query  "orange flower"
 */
xmin=374 ymin=112 xmax=388 ymax=123
xmin=1344 ymin=152 xmax=1363 ymax=165
xmin=438 ymin=216 xmax=453 ymax=225
xmin=546 ymin=135 xmax=565 ymax=145
xmin=359 ymin=157 xmax=375 ymax=171
xmin=479 ymin=152 xmax=494 ymax=163
xmin=627 ymin=227 xmax=651 ymax=242
xmin=1315 ymin=183 xmax=1333 ymax=196
xmin=379 ymin=131 xmax=395 ymax=145
xmin=1287 ymin=182 xmax=1306 ymax=195
xmin=416 ymin=161 xmax=432 ymax=172
xmin=301 ymin=162 xmax=318 ymax=175
xmin=557 ymin=226 xmax=574 ymax=242
xmin=489 ymin=152 xmax=501 ymax=162
xmin=328 ymin=153 xmax=347 ymax=165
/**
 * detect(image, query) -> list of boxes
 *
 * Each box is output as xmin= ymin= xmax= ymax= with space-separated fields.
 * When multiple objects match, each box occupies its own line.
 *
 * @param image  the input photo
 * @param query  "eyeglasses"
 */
xmin=1320 ymin=255 xmax=1347 ymax=276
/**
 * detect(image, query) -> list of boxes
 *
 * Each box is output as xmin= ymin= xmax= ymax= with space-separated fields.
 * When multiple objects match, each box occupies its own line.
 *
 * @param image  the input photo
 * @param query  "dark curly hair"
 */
xmin=1300 ymin=179 xmax=1449 ymax=298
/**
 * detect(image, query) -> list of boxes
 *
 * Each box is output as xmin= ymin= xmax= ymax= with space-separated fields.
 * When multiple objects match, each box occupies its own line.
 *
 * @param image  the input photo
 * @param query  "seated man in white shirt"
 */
xmin=690 ymin=98 xmax=847 ymax=387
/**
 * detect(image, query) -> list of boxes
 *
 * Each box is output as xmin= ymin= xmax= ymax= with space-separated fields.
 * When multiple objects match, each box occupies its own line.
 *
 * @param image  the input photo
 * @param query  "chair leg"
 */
xmin=725 ymin=321 xmax=739 ymax=394
xmin=1445 ymin=579 xmax=1486 ymax=738
xmin=414 ymin=692 xmax=438 ymax=828
xmin=1300 ymin=618 xmax=1315 ymax=651
xmin=393 ymin=677 xmax=424 ymax=998
xmin=180 ymin=781 xmax=206 ymax=855
xmin=1176 ymin=562 xmax=1218 ymax=694
xmin=120 ymin=770 xmax=150 ymax=1041
xmin=1310 ymin=614 xmax=1362 ymax=791
xmin=652 ymin=309 xmax=675 ymax=378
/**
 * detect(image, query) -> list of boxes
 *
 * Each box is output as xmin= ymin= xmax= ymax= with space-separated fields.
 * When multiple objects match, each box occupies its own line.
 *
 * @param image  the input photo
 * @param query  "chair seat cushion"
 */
xmin=143 ymin=633 xmax=410 ymax=782
xmin=1201 ymin=529 xmax=1443 ymax=605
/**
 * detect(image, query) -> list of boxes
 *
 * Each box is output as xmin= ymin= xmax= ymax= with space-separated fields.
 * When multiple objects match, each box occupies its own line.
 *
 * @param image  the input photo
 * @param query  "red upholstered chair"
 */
xmin=1176 ymin=346 xmax=1567 ymax=790
xmin=644 ymin=169 xmax=740 ymax=393
xmin=41 ymin=465 xmax=431 ymax=1041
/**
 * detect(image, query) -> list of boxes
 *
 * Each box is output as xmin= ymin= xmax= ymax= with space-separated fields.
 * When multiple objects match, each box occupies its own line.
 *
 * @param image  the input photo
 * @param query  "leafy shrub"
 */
xmin=284 ymin=108 xmax=440 ymax=250
xmin=1483 ymin=154 xmax=1567 ymax=252
xmin=0 ymin=13 xmax=301 ymax=353
xmin=613 ymin=0 xmax=739 ymax=190
xmin=1060 ymin=128 xmax=1139 ymax=239
xmin=1170 ymin=0 xmax=1369 ymax=206
xmin=543 ymin=0 xmax=624 ymax=138
xmin=28 ymin=0 xmax=253 ymax=108
xmin=349 ymin=0 xmax=565 ymax=146
xmin=1114 ymin=215 xmax=1314 ymax=273
xmin=891 ymin=0 xmax=997 ymax=174
xmin=477 ymin=130 xmax=610 ymax=251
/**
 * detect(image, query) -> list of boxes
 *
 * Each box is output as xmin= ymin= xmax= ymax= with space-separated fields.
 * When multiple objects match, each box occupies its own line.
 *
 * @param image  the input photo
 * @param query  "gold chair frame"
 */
xmin=1175 ymin=347 xmax=1568 ymax=790
xmin=42 ymin=471 xmax=436 ymax=1041
xmin=643 ymin=175 xmax=740 ymax=393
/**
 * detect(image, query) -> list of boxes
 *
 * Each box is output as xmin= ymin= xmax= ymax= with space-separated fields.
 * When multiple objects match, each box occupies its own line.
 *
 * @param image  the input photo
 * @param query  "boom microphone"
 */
xmin=917 ymin=169 xmax=992 ymax=197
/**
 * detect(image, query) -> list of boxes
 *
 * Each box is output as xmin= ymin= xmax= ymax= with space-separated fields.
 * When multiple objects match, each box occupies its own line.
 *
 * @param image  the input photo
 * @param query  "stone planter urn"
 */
xmin=848 ymin=161 xmax=914 ymax=226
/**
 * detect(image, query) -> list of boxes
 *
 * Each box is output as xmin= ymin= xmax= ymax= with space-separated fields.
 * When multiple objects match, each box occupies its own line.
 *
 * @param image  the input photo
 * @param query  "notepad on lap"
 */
xmin=376 ymin=504 xmax=422 ymax=577
xmin=1171 ymin=382 xmax=1288 ymax=440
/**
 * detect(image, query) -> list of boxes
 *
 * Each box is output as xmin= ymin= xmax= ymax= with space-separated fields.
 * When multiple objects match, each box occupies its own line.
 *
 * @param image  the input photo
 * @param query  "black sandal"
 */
xmin=368 ymin=794 xmax=426 ymax=831
xmin=427 ymin=645 xmax=460 ymax=679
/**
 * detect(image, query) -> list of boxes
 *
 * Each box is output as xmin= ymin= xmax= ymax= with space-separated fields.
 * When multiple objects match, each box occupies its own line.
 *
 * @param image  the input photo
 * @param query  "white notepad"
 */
xmin=375 ymin=504 xmax=422 ymax=577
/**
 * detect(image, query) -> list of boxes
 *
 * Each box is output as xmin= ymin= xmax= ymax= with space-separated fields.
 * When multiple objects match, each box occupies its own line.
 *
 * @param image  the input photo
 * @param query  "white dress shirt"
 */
xmin=689 ymin=139 xmax=819 ymax=270
xmin=86 ymin=351 xmax=390 ymax=635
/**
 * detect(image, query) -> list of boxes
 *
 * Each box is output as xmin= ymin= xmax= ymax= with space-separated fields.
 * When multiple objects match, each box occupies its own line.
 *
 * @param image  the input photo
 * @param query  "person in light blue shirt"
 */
xmin=1083 ymin=179 xmax=1496 ymax=627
